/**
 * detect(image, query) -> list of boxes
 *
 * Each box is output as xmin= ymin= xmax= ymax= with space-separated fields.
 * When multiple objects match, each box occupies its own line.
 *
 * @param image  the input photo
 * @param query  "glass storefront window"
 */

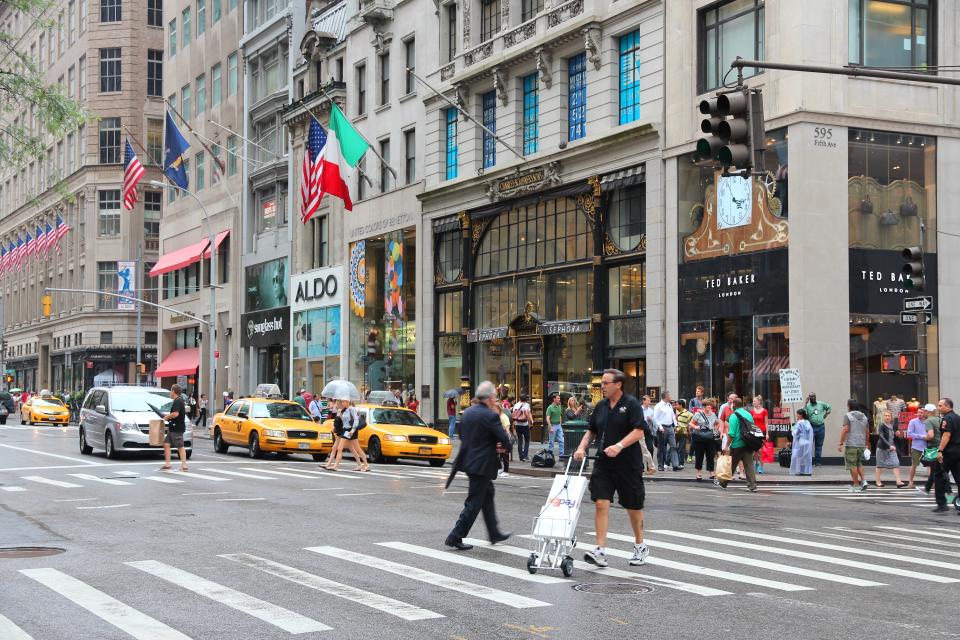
xmin=435 ymin=334 xmax=463 ymax=420
xmin=437 ymin=291 xmax=462 ymax=333
xmin=476 ymin=338 xmax=516 ymax=398
xmin=546 ymin=332 xmax=591 ymax=404
xmin=606 ymin=184 xmax=645 ymax=251
xmin=348 ymin=227 xmax=417 ymax=397
xmin=293 ymin=305 xmax=342 ymax=395
xmin=474 ymin=197 xmax=591 ymax=277
xmin=436 ymin=228 xmax=462 ymax=283
xmin=474 ymin=269 xmax=593 ymax=328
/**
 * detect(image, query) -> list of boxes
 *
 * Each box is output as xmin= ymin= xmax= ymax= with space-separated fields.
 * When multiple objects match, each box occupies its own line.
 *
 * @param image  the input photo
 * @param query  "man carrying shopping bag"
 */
xmin=715 ymin=398 xmax=758 ymax=491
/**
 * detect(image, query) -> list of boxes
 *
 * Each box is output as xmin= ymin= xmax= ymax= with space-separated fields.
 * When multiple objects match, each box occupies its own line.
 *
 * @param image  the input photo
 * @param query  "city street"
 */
xmin=1 ymin=424 xmax=958 ymax=639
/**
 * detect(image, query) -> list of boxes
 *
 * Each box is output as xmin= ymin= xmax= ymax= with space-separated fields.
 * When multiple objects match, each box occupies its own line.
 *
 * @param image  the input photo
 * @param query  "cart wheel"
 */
xmin=526 ymin=554 xmax=539 ymax=575
xmin=561 ymin=556 xmax=574 ymax=577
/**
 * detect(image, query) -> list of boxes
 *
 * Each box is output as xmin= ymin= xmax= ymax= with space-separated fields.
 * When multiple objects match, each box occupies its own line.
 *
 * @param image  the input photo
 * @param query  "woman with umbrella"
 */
xmin=322 ymin=380 xmax=369 ymax=472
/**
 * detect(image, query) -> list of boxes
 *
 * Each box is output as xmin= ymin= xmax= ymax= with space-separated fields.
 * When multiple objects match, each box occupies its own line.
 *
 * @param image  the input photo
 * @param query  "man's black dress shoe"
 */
xmin=444 ymin=536 xmax=474 ymax=551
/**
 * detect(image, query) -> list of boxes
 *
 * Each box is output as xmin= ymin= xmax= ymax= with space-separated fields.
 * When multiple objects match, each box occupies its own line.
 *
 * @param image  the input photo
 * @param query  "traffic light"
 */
xmin=137 ymin=363 xmax=146 ymax=375
xmin=902 ymin=246 xmax=925 ymax=291
xmin=881 ymin=352 xmax=918 ymax=374
xmin=4 ymin=375 xmax=12 ymax=384
xmin=41 ymin=294 xmax=52 ymax=318
xmin=696 ymin=88 xmax=765 ymax=173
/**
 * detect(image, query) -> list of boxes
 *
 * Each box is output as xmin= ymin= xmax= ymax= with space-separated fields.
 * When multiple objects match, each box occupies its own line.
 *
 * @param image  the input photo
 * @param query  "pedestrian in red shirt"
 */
xmin=750 ymin=395 xmax=769 ymax=474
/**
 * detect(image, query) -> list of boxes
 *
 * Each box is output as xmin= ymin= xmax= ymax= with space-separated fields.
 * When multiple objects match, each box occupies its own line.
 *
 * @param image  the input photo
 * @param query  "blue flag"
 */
xmin=163 ymin=112 xmax=191 ymax=189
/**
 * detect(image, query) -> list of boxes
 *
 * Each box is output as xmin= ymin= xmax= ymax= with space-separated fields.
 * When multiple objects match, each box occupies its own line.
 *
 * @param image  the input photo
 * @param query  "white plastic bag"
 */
xmin=863 ymin=448 xmax=871 ymax=462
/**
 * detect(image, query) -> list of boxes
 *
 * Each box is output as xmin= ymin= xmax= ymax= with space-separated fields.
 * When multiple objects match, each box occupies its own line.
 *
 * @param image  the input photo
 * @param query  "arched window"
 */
xmin=474 ymin=197 xmax=591 ymax=277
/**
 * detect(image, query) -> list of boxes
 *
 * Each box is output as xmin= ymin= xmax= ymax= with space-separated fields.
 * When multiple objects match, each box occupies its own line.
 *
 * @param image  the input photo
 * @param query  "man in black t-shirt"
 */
xmin=161 ymin=384 xmax=189 ymax=472
xmin=933 ymin=397 xmax=960 ymax=512
xmin=574 ymin=369 xmax=656 ymax=569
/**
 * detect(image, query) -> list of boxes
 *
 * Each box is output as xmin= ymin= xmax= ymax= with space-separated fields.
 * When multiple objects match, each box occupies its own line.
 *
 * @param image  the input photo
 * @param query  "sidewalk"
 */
xmin=497 ymin=442 xmax=917 ymax=485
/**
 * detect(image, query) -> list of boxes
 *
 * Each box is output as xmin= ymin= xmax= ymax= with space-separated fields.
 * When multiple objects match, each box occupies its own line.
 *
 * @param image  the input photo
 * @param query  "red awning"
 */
xmin=752 ymin=355 xmax=790 ymax=376
xmin=203 ymin=229 xmax=231 ymax=259
xmin=149 ymin=239 xmax=210 ymax=277
xmin=155 ymin=347 xmax=200 ymax=377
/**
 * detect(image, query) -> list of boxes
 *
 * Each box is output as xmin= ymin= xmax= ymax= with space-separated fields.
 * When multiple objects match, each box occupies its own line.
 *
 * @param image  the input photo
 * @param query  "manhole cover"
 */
xmin=573 ymin=582 xmax=654 ymax=595
xmin=0 ymin=547 xmax=66 ymax=559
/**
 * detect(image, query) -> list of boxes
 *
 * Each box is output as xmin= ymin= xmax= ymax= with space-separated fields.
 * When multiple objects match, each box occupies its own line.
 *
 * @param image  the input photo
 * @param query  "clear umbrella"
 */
xmin=444 ymin=389 xmax=460 ymax=399
xmin=321 ymin=379 xmax=361 ymax=402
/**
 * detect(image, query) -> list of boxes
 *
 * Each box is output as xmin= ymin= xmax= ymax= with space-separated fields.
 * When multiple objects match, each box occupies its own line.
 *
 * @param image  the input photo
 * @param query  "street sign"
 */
xmin=903 ymin=296 xmax=933 ymax=311
xmin=900 ymin=311 xmax=932 ymax=325
xmin=778 ymin=368 xmax=803 ymax=404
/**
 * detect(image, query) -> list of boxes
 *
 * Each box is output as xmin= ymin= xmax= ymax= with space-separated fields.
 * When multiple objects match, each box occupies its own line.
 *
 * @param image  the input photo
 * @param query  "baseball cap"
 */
xmin=924 ymin=403 xmax=937 ymax=412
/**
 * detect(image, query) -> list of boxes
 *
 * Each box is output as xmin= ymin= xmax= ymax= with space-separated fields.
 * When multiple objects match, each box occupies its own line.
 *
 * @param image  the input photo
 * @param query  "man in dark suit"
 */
xmin=445 ymin=381 xmax=513 ymax=551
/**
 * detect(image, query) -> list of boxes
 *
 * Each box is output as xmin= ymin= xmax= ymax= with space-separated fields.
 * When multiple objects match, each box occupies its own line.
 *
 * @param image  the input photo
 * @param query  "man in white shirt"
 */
xmin=641 ymin=395 xmax=656 ymax=462
xmin=653 ymin=391 xmax=680 ymax=471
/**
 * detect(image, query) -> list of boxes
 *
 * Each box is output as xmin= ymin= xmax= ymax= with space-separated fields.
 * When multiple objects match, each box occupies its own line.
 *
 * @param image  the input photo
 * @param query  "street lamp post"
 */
xmin=148 ymin=181 xmax=217 ymax=416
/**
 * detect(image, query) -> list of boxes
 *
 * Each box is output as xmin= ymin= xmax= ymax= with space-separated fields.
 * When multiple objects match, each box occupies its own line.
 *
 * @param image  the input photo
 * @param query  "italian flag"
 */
xmin=320 ymin=103 xmax=370 ymax=211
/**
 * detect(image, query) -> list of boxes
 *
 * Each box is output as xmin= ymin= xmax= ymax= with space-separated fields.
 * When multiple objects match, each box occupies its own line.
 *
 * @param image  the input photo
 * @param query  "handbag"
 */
xmin=716 ymin=454 xmax=733 ymax=482
xmin=761 ymin=440 xmax=775 ymax=464
xmin=921 ymin=446 xmax=939 ymax=467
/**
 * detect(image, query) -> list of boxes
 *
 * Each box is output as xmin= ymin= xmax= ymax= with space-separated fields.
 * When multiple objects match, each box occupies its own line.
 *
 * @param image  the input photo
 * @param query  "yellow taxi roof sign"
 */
xmin=253 ymin=384 xmax=283 ymax=398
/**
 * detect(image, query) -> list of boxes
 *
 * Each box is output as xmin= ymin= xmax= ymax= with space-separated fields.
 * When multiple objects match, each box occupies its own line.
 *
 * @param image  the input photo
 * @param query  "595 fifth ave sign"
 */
xmin=291 ymin=266 xmax=344 ymax=313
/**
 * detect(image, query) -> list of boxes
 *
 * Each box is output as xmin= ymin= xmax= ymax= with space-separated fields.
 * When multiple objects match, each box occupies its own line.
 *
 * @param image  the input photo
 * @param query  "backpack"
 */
xmin=531 ymin=449 xmax=556 ymax=468
xmin=735 ymin=409 xmax=764 ymax=452
xmin=512 ymin=403 xmax=528 ymax=422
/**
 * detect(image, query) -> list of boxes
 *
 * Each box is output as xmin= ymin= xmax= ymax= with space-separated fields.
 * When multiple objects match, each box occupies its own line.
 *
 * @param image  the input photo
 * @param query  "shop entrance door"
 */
xmin=258 ymin=346 xmax=287 ymax=394
xmin=612 ymin=359 xmax=645 ymax=399
xmin=516 ymin=338 xmax=544 ymax=441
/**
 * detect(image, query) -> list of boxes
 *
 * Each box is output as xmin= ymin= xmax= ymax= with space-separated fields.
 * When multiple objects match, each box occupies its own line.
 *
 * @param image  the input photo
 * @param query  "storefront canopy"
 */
xmin=600 ymin=165 xmax=645 ymax=191
xmin=203 ymin=229 xmax=231 ymax=259
xmin=149 ymin=239 xmax=210 ymax=277
xmin=154 ymin=347 xmax=200 ymax=378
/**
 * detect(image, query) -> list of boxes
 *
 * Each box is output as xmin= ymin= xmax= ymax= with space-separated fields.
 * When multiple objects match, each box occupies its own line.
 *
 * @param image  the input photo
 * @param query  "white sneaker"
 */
xmin=916 ymin=487 xmax=929 ymax=495
xmin=629 ymin=543 xmax=649 ymax=566
xmin=500 ymin=472 xmax=510 ymax=478
xmin=584 ymin=547 xmax=608 ymax=568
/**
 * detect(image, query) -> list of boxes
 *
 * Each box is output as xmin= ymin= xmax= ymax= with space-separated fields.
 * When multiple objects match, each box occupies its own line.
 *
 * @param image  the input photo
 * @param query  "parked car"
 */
xmin=78 ymin=386 xmax=193 ymax=459
xmin=0 ymin=391 xmax=13 ymax=424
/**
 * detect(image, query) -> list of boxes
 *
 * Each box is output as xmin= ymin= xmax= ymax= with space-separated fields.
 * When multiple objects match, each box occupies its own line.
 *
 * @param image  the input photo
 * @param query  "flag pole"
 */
xmin=207 ymin=119 xmax=283 ymax=161
xmin=165 ymin=99 xmax=228 ymax=175
xmin=188 ymin=128 xmax=265 ymax=169
xmin=301 ymin=91 xmax=399 ymax=183
xmin=406 ymin=67 xmax=527 ymax=162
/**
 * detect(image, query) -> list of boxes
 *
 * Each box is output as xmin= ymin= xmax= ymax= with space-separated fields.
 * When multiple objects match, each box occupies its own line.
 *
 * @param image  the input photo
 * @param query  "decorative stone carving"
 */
xmin=440 ymin=63 xmax=455 ymax=81
xmin=484 ymin=162 xmax=562 ymax=202
xmin=536 ymin=48 xmax=552 ymax=89
xmin=453 ymin=83 xmax=467 ymax=114
xmin=462 ymin=1 xmax=471 ymax=47
xmin=547 ymin=0 xmax=582 ymax=27
xmin=463 ymin=41 xmax=493 ymax=67
xmin=492 ymin=67 xmax=507 ymax=105
xmin=457 ymin=210 xmax=471 ymax=229
xmin=503 ymin=21 xmax=536 ymax=47
xmin=583 ymin=27 xmax=601 ymax=70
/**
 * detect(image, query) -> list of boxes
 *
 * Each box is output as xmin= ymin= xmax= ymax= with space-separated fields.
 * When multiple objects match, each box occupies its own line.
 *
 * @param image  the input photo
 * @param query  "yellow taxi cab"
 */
xmin=21 ymin=395 xmax=71 ymax=426
xmin=210 ymin=385 xmax=334 ymax=460
xmin=330 ymin=402 xmax=451 ymax=466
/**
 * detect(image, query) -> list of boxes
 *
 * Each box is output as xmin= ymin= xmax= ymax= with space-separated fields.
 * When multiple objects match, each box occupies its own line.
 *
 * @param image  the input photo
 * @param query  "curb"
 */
xmin=506 ymin=466 xmax=858 ymax=485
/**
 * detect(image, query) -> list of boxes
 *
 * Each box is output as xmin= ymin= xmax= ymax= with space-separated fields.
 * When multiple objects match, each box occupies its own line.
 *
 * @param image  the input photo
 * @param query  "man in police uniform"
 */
xmin=574 ymin=369 xmax=655 ymax=568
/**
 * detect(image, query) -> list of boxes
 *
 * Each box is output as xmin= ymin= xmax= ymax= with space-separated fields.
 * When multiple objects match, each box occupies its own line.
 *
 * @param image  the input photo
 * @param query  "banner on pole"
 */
xmin=778 ymin=368 xmax=803 ymax=404
xmin=117 ymin=260 xmax=136 ymax=310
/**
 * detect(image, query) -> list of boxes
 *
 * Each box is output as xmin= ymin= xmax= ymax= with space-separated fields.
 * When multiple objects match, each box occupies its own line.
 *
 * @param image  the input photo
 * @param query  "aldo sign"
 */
xmin=291 ymin=266 xmax=344 ymax=313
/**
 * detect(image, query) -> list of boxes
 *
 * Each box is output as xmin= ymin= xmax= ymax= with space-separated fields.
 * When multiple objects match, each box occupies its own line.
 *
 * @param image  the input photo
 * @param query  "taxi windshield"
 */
xmin=371 ymin=408 xmax=427 ymax=427
xmin=250 ymin=402 xmax=312 ymax=421
xmin=35 ymin=398 xmax=65 ymax=407
xmin=112 ymin=391 xmax=174 ymax=413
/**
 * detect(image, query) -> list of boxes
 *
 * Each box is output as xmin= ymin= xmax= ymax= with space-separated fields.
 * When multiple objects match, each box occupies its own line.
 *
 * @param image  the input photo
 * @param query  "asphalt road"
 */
xmin=1 ymin=423 xmax=958 ymax=640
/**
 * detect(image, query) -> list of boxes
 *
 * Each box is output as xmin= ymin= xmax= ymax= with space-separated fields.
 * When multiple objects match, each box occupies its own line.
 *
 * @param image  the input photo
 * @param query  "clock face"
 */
xmin=717 ymin=175 xmax=753 ymax=230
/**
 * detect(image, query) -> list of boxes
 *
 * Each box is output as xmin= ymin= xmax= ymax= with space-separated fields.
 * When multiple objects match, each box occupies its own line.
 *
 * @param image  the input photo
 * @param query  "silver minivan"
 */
xmin=78 ymin=386 xmax=194 ymax=459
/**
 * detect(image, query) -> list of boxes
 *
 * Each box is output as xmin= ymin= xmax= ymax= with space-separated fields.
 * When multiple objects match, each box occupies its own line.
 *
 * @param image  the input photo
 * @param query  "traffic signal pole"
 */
xmin=731 ymin=57 xmax=960 ymax=87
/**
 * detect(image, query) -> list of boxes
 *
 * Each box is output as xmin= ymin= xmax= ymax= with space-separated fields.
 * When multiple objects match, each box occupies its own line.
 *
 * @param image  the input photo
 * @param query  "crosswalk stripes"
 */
xmin=125 ymin=560 xmax=331 ymax=634
xmin=202 ymin=468 xmax=279 ymax=480
xmin=238 ymin=467 xmax=328 ymax=480
xmin=596 ymin=532 xmax=885 ymax=586
xmin=142 ymin=475 xmax=184 ymax=484
xmin=876 ymin=526 xmax=960 ymax=540
xmin=20 ymin=475 xmax=82 ymax=488
xmin=19 ymin=568 xmax=192 ymax=640
xmin=67 ymin=473 xmax=134 ymax=486
xmin=221 ymin=553 xmax=444 ymax=621
xmin=0 ymin=486 xmax=26 ymax=491
xmin=306 ymin=545 xmax=552 ymax=609
xmin=647 ymin=530 xmax=958 ymax=584
xmin=786 ymin=527 xmax=960 ymax=558
xmin=274 ymin=466 xmax=362 ymax=480
xmin=0 ymin=613 xmax=33 ymax=640
xmin=470 ymin=538 xmax=733 ymax=596
xmin=713 ymin=528 xmax=960 ymax=572
xmin=160 ymin=471 xmax=230 ymax=482
xmin=376 ymin=541 xmax=568 ymax=585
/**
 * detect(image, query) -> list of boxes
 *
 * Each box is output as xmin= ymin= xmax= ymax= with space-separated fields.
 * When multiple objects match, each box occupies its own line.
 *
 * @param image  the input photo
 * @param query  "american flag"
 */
xmin=5 ymin=241 xmax=13 ymax=274
xmin=123 ymin=139 xmax=146 ymax=211
xmin=299 ymin=118 xmax=326 ymax=224
xmin=15 ymin=234 xmax=25 ymax=270
xmin=0 ymin=245 xmax=6 ymax=277
xmin=24 ymin=230 xmax=34 ymax=259
xmin=53 ymin=215 xmax=70 ymax=252
xmin=43 ymin=221 xmax=54 ymax=255
xmin=36 ymin=224 xmax=46 ymax=257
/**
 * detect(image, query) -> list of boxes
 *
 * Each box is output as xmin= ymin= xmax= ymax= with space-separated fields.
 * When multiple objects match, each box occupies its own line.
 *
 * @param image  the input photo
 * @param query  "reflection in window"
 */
xmin=607 ymin=184 xmax=646 ymax=251
xmin=475 ymin=197 xmax=591 ymax=277
xmin=436 ymin=228 xmax=462 ymax=283
xmin=437 ymin=291 xmax=462 ymax=333
xmin=849 ymin=0 xmax=932 ymax=69
xmin=699 ymin=0 xmax=764 ymax=92
xmin=480 ymin=0 xmax=500 ymax=42
xmin=618 ymin=30 xmax=642 ymax=124
xmin=473 ymin=269 xmax=592 ymax=328
xmin=848 ymin=128 xmax=936 ymax=251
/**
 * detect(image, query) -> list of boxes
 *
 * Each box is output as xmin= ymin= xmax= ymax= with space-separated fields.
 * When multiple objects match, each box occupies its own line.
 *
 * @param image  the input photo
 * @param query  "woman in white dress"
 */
xmin=790 ymin=408 xmax=814 ymax=476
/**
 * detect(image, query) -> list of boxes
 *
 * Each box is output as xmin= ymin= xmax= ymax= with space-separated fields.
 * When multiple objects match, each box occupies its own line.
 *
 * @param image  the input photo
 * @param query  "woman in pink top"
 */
xmin=751 ymin=395 xmax=769 ymax=474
